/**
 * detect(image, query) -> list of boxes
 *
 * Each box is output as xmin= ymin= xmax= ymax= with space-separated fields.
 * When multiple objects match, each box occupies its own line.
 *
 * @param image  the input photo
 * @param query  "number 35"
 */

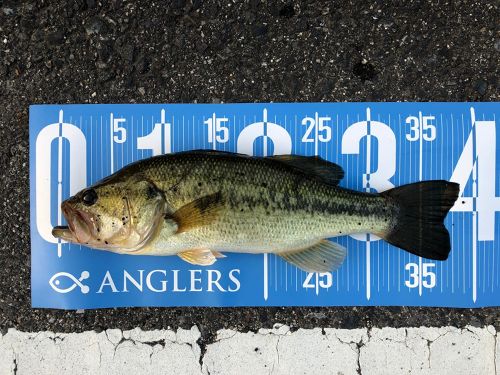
xmin=405 ymin=263 xmax=436 ymax=289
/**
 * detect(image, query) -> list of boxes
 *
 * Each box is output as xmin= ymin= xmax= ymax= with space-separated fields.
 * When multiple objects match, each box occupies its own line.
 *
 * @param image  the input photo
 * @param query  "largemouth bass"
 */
xmin=52 ymin=150 xmax=459 ymax=272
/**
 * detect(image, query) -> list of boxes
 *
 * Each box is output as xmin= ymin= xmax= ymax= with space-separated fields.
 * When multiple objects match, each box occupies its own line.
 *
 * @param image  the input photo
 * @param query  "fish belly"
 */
xmin=146 ymin=188 xmax=394 ymax=256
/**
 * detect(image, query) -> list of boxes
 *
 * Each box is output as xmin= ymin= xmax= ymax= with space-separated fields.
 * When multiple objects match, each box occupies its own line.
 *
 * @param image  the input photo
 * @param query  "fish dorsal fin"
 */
xmin=279 ymin=240 xmax=347 ymax=273
xmin=269 ymin=155 xmax=344 ymax=186
xmin=171 ymin=192 xmax=225 ymax=233
xmin=178 ymin=249 xmax=217 ymax=265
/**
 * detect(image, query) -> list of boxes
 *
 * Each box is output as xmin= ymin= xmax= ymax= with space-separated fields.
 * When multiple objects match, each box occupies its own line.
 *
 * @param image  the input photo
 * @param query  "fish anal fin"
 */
xmin=269 ymin=155 xmax=344 ymax=186
xmin=178 ymin=249 xmax=218 ymax=266
xmin=279 ymin=240 xmax=346 ymax=273
xmin=172 ymin=192 xmax=225 ymax=233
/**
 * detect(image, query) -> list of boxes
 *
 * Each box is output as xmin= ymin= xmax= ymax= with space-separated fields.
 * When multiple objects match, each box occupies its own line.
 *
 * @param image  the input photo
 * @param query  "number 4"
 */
xmin=450 ymin=109 xmax=499 ymax=241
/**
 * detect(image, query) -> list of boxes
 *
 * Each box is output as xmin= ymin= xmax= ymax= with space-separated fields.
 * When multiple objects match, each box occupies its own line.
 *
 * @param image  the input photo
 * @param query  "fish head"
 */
xmin=52 ymin=175 xmax=166 ymax=253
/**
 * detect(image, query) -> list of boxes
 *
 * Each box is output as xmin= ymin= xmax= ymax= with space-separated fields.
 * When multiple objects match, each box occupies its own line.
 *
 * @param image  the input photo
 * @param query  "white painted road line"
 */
xmin=0 ymin=325 xmax=497 ymax=375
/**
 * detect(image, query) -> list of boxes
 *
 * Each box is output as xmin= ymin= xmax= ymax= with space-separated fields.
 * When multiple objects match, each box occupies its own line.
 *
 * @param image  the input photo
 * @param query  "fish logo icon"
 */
xmin=49 ymin=271 xmax=90 ymax=294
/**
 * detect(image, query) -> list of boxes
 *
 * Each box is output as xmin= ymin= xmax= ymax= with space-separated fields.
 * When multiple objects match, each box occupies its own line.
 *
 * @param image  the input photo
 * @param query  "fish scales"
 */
xmin=135 ymin=152 xmax=396 ymax=255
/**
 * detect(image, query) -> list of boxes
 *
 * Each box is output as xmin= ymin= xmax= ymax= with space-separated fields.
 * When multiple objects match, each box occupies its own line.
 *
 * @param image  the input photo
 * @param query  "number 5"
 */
xmin=422 ymin=263 xmax=436 ymax=288
xmin=215 ymin=118 xmax=229 ymax=143
xmin=111 ymin=113 xmax=126 ymax=143
xmin=317 ymin=116 xmax=332 ymax=142
xmin=421 ymin=116 xmax=436 ymax=141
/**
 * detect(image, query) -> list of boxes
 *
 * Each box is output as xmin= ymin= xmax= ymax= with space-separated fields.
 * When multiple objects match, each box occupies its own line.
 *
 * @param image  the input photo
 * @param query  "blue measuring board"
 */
xmin=29 ymin=103 xmax=499 ymax=309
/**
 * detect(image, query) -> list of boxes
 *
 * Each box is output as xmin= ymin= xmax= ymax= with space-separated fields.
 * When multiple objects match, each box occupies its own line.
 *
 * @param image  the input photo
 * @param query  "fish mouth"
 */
xmin=52 ymin=201 xmax=96 ymax=244
xmin=52 ymin=225 xmax=76 ymax=242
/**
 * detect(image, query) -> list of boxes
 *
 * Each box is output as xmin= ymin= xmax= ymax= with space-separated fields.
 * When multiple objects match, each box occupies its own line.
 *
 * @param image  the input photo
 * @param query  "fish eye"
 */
xmin=82 ymin=189 xmax=98 ymax=206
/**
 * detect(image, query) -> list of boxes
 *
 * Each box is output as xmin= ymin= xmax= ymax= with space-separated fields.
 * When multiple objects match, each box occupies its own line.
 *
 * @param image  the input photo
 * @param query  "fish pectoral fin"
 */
xmin=178 ymin=249 xmax=218 ymax=266
xmin=172 ymin=192 xmax=225 ymax=233
xmin=278 ymin=240 xmax=347 ymax=273
xmin=269 ymin=155 xmax=344 ymax=186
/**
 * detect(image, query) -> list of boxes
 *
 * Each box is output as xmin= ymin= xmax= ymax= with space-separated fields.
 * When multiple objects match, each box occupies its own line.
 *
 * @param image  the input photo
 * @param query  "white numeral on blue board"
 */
xmin=301 ymin=113 xmax=332 ymax=143
xmin=406 ymin=115 xmax=436 ymax=142
xmin=204 ymin=113 xmax=229 ymax=147
xmin=137 ymin=109 xmax=171 ymax=156
xmin=111 ymin=113 xmax=126 ymax=143
xmin=35 ymin=110 xmax=87 ymax=257
xmin=405 ymin=263 xmax=436 ymax=289
xmin=450 ymin=109 xmax=499 ymax=240
xmin=303 ymin=272 xmax=333 ymax=295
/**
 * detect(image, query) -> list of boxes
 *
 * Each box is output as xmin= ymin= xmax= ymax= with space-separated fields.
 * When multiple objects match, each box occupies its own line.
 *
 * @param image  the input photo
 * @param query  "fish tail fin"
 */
xmin=380 ymin=181 xmax=460 ymax=260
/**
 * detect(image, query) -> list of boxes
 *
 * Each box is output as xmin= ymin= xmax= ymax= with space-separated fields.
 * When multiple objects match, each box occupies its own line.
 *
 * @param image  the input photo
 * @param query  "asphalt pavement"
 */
xmin=0 ymin=0 xmax=498 ymax=350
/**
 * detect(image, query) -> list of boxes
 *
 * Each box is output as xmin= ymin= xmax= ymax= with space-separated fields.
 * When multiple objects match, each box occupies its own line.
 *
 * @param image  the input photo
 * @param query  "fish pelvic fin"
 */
xmin=171 ymin=192 xmax=225 ymax=233
xmin=178 ymin=249 xmax=218 ymax=265
xmin=279 ymin=240 xmax=347 ymax=273
xmin=380 ymin=180 xmax=460 ymax=260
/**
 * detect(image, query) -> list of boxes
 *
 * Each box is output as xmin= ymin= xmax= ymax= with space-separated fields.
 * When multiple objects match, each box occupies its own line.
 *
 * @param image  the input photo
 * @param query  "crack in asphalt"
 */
xmin=1 ymin=325 xmax=498 ymax=374
xmin=12 ymin=357 xmax=17 ymax=375
xmin=324 ymin=329 xmax=367 ymax=375
xmin=494 ymin=331 xmax=498 ymax=375
xmin=269 ymin=335 xmax=281 ymax=375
